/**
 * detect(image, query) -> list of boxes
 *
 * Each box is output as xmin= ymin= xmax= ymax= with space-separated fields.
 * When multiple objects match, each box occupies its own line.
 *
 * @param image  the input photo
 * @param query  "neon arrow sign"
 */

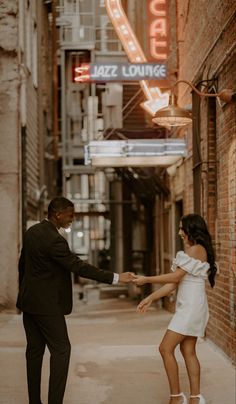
xmin=105 ymin=0 xmax=169 ymax=116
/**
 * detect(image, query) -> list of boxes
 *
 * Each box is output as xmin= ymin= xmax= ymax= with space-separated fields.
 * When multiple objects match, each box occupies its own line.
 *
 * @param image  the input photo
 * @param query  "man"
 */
xmin=17 ymin=197 xmax=134 ymax=404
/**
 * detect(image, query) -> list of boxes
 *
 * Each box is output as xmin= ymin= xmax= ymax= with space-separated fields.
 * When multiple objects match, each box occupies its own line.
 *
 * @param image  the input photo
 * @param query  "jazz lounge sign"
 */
xmin=74 ymin=63 xmax=167 ymax=82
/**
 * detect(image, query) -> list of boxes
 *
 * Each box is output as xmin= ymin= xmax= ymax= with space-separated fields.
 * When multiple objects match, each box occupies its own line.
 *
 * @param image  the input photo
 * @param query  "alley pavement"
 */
xmin=0 ymin=284 xmax=235 ymax=404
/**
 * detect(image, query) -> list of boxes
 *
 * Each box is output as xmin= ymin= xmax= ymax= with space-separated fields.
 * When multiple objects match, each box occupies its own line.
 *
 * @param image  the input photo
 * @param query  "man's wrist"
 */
xmin=113 ymin=273 xmax=119 ymax=284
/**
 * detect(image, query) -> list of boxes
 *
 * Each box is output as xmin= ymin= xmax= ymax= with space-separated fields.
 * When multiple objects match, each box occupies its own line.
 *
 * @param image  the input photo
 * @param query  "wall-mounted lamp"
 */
xmin=152 ymin=80 xmax=234 ymax=127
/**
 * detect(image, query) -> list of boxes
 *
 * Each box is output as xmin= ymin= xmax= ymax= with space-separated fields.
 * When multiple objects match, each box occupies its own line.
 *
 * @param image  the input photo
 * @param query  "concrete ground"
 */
xmin=0 ymin=285 xmax=235 ymax=404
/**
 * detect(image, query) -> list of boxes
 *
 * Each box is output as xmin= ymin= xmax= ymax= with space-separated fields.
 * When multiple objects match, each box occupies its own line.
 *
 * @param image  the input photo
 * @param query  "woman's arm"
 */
xmin=133 ymin=267 xmax=186 ymax=286
xmin=137 ymin=283 xmax=177 ymax=313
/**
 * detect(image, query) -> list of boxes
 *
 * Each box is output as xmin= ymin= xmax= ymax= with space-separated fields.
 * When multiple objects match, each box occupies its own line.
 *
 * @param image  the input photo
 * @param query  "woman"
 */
xmin=133 ymin=214 xmax=217 ymax=404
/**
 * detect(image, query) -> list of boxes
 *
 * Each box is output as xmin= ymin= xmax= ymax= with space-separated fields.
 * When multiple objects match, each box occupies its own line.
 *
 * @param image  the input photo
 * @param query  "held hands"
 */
xmin=132 ymin=275 xmax=147 ymax=286
xmin=119 ymin=272 xmax=136 ymax=283
xmin=119 ymin=274 xmax=149 ymax=285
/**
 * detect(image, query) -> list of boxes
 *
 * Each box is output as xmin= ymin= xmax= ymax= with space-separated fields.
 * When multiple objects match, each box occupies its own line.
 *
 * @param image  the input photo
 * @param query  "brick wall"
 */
xmin=176 ymin=0 xmax=236 ymax=362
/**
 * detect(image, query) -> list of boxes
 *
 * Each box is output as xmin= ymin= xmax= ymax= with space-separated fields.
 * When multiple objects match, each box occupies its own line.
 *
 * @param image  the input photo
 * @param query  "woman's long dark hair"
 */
xmin=181 ymin=214 xmax=217 ymax=287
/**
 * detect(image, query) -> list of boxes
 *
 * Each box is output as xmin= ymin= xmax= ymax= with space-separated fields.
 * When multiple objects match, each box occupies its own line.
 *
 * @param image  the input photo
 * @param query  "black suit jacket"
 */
xmin=16 ymin=219 xmax=114 ymax=315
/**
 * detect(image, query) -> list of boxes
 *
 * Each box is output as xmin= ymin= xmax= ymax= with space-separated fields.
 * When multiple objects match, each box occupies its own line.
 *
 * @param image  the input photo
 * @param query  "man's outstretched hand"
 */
xmin=119 ymin=272 xmax=136 ymax=283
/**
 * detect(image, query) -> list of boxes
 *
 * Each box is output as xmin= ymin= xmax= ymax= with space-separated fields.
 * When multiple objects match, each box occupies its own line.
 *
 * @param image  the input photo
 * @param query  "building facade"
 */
xmin=0 ymin=0 xmax=56 ymax=309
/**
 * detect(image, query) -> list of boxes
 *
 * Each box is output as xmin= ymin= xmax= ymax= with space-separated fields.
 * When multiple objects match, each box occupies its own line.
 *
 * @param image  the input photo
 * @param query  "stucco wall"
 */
xmin=0 ymin=0 xmax=20 ymax=309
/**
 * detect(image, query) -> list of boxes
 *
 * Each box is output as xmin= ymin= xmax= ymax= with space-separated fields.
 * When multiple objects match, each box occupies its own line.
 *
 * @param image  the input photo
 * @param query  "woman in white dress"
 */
xmin=133 ymin=214 xmax=217 ymax=404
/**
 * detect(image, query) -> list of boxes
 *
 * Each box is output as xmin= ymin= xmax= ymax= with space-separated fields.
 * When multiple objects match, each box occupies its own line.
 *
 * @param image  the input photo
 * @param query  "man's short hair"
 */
xmin=48 ymin=197 xmax=74 ymax=217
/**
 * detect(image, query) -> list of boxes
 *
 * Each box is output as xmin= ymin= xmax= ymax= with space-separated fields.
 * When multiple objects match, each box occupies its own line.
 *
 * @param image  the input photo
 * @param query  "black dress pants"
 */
xmin=23 ymin=313 xmax=71 ymax=404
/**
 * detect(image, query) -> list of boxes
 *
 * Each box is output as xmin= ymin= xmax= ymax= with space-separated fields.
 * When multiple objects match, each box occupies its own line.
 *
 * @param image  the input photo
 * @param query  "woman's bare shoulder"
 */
xmin=187 ymin=244 xmax=207 ymax=262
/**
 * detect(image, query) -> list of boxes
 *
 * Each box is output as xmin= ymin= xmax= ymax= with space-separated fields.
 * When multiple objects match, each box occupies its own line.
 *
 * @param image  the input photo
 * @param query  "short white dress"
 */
xmin=167 ymin=251 xmax=210 ymax=337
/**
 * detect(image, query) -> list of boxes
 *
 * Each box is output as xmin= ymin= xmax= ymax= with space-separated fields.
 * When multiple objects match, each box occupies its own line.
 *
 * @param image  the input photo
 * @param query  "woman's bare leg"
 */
xmin=159 ymin=330 xmax=186 ymax=403
xmin=180 ymin=337 xmax=201 ymax=403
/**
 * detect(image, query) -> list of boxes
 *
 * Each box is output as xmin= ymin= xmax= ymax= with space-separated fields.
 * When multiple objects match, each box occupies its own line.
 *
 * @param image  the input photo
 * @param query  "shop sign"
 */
xmin=74 ymin=63 xmax=167 ymax=82
xmin=147 ymin=0 xmax=169 ymax=61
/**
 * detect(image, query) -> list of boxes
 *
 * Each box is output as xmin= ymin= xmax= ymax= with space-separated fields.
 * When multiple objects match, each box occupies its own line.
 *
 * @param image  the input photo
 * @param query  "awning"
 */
xmin=84 ymin=139 xmax=187 ymax=167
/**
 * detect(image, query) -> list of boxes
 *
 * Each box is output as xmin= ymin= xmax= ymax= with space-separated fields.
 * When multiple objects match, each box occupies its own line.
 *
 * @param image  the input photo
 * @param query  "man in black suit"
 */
xmin=17 ymin=197 xmax=134 ymax=404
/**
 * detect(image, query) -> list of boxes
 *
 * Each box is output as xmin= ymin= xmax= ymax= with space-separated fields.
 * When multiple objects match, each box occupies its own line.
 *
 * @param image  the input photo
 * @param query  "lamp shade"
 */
xmin=152 ymin=104 xmax=192 ymax=127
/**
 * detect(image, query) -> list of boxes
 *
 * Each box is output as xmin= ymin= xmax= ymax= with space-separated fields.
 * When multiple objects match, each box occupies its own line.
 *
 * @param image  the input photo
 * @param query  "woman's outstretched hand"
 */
xmin=137 ymin=295 xmax=153 ymax=313
xmin=132 ymin=275 xmax=147 ymax=286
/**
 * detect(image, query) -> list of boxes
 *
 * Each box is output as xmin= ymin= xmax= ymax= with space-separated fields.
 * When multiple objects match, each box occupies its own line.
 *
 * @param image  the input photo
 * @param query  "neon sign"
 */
xmin=74 ymin=63 xmax=167 ymax=82
xmin=148 ymin=0 xmax=169 ymax=61
xmin=105 ymin=0 xmax=169 ymax=116
xmin=74 ymin=65 xmax=90 ymax=82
